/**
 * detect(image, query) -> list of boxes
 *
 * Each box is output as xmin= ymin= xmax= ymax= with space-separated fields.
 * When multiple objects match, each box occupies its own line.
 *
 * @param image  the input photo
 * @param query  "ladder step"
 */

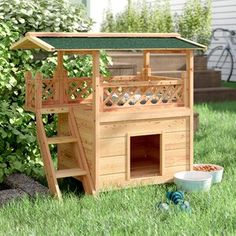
xmin=47 ymin=136 xmax=77 ymax=144
xmin=56 ymin=168 xmax=87 ymax=179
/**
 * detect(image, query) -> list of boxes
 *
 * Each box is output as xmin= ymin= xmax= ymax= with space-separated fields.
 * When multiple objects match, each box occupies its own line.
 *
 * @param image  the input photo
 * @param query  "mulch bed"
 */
xmin=0 ymin=173 xmax=49 ymax=206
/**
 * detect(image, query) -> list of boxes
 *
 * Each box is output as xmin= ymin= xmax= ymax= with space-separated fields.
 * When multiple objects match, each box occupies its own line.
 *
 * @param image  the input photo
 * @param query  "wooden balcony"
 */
xmin=24 ymin=72 xmax=187 ymax=113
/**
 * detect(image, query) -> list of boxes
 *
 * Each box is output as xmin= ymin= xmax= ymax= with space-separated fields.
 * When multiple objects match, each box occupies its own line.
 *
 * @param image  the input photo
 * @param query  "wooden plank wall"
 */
xmin=57 ymin=105 xmax=95 ymax=184
xmin=98 ymin=116 xmax=190 ymax=189
xmin=73 ymin=106 xmax=95 ymax=182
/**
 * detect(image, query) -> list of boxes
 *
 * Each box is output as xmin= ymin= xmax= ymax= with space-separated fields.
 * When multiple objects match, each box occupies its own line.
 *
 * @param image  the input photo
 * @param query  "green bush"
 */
xmin=175 ymin=0 xmax=212 ymax=46
xmin=0 ymin=0 xmax=93 ymax=33
xmin=0 ymin=0 xmax=110 ymax=182
xmin=101 ymin=0 xmax=174 ymax=33
xmin=0 ymin=22 xmax=41 ymax=181
xmin=101 ymin=0 xmax=212 ymax=46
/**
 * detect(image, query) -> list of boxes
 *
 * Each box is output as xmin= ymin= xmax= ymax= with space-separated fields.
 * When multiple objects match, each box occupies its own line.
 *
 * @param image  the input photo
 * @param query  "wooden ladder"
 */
xmin=36 ymin=107 xmax=94 ymax=199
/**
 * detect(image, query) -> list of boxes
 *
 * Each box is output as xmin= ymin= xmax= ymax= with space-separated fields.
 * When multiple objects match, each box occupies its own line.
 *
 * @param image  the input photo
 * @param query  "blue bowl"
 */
xmin=174 ymin=171 xmax=212 ymax=192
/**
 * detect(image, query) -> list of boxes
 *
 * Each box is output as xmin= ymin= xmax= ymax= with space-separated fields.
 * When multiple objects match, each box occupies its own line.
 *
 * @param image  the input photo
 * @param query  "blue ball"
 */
xmin=166 ymin=191 xmax=184 ymax=205
xmin=180 ymin=201 xmax=191 ymax=212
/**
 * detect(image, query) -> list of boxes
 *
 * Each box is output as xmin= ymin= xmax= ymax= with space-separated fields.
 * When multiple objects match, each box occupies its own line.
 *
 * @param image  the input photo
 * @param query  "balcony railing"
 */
xmin=24 ymin=72 xmax=186 ymax=112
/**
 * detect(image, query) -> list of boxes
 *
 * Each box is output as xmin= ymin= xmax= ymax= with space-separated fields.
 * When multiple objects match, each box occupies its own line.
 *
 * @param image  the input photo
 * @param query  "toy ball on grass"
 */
xmin=157 ymin=202 xmax=169 ymax=211
xmin=180 ymin=201 xmax=191 ymax=212
xmin=166 ymin=191 xmax=184 ymax=205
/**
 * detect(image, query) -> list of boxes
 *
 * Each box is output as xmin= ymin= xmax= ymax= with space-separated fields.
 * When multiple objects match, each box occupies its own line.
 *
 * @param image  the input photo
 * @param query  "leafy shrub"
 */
xmin=175 ymin=0 xmax=212 ymax=46
xmin=101 ymin=0 xmax=212 ymax=46
xmin=38 ymin=52 xmax=112 ymax=78
xmin=0 ymin=0 xmax=93 ymax=33
xmin=0 ymin=1 xmax=110 ymax=182
xmin=101 ymin=0 xmax=174 ymax=33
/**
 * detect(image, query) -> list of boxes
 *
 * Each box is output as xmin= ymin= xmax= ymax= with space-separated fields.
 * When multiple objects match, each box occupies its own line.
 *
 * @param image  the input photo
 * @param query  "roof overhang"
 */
xmin=11 ymin=32 xmax=207 ymax=52
xmin=11 ymin=35 xmax=55 ymax=52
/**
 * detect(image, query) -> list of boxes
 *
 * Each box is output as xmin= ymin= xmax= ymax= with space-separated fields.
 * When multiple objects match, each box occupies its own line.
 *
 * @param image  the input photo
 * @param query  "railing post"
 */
xmin=24 ymin=71 xmax=31 ymax=110
xmin=62 ymin=69 xmax=68 ymax=104
xmin=53 ymin=71 xmax=59 ymax=105
xmin=35 ymin=72 xmax=42 ymax=110
xmin=92 ymin=50 xmax=100 ymax=190
xmin=143 ymin=50 xmax=151 ymax=80
xmin=56 ymin=51 xmax=65 ymax=105
xmin=182 ymin=71 xmax=188 ymax=107
xmin=186 ymin=50 xmax=194 ymax=172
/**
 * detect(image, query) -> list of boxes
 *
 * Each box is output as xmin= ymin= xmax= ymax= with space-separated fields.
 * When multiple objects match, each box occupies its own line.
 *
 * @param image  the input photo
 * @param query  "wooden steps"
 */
xmin=193 ymin=70 xmax=221 ymax=88
xmin=55 ymin=168 xmax=87 ymax=179
xmin=194 ymin=87 xmax=236 ymax=103
xmin=47 ymin=136 xmax=77 ymax=144
xmin=36 ymin=107 xmax=94 ymax=199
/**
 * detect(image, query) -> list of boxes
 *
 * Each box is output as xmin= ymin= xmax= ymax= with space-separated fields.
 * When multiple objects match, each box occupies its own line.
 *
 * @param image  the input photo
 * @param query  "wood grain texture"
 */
xmin=100 ymin=117 xmax=190 ymax=138
xmin=100 ymin=107 xmax=191 ymax=123
xmin=164 ymin=131 xmax=190 ymax=150
xmin=92 ymin=50 xmax=101 ymax=190
xmin=99 ymin=155 xmax=126 ymax=175
xmin=99 ymin=164 xmax=189 ymax=190
xmin=186 ymin=51 xmax=194 ymax=171
xmin=100 ymin=137 xmax=126 ymax=157
xmin=165 ymin=149 xmax=190 ymax=167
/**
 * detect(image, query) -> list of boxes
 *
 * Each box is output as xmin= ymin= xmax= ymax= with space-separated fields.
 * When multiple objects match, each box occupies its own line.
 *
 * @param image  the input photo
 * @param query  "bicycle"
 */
xmin=207 ymin=28 xmax=236 ymax=82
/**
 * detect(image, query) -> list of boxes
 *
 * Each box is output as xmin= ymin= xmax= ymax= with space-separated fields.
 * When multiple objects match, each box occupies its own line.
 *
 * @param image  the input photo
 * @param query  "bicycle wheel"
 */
xmin=207 ymin=46 xmax=234 ymax=82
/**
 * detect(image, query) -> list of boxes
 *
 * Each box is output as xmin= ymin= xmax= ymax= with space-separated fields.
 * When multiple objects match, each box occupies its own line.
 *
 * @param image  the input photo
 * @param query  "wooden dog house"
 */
xmin=11 ymin=32 xmax=206 ymax=198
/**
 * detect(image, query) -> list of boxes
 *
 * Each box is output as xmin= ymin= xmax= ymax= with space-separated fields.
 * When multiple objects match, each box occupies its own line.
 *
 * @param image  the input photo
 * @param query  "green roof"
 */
xmin=11 ymin=32 xmax=206 ymax=51
xmin=39 ymin=37 xmax=201 ymax=50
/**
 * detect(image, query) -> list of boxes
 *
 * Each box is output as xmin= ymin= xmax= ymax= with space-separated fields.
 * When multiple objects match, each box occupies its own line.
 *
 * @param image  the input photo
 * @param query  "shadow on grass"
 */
xmin=58 ymin=178 xmax=85 ymax=195
xmin=38 ymin=176 xmax=85 ymax=197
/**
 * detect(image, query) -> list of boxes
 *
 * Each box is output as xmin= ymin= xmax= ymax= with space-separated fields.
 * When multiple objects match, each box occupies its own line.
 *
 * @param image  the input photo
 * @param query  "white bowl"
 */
xmin=193 ymin=164 xmax=224 ymax=183
xmin=174 ymin=171 xmax=212 ymax=192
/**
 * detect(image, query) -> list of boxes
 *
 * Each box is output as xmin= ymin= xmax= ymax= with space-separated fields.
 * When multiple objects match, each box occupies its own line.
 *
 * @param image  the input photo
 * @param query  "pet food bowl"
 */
xmin=193 ymin=164 xmax=224 ymax=184
xmin=174 ymin=171 xmax=212 ymax=192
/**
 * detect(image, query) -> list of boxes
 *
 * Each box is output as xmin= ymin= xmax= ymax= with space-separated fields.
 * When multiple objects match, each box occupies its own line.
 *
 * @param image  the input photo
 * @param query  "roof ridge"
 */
xmin=25 ymin=32 xmax=181 ymax=38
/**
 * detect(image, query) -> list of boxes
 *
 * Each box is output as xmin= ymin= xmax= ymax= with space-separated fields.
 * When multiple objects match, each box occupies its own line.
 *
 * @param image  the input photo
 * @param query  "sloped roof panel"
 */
xmin=11 ymin=32 xmax=206 ymax=51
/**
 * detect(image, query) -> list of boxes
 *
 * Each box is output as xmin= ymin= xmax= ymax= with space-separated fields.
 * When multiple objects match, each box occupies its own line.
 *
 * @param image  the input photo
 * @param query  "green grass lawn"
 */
xmin=222 ymin=81 xmax=236 ymax=89
xmin=1 ymin=102 xmax=236 ymax=236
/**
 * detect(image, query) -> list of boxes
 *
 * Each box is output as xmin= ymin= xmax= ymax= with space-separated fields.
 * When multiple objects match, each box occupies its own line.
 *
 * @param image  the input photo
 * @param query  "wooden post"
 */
xmin=35 ymin=72 xmax=42 ymax=110
xmin=53 ymin=71 xmax=59 ymax=105
xmin=181 ymin=71 xmax=188 ymax=107
xmin=57 ymin=51 xmax=65 ymax=105
xmin=160 ymin=133 xmax=165 ymax=176
xmin=24 ymin=71 xmax=31 ymax=110
xmin=92 ymin=50 xmax=100 ymax=190
xmin=186 ymin=50 xmax=194 ymax=171
xmin=143 ymin=50 xmax=151 ymax=80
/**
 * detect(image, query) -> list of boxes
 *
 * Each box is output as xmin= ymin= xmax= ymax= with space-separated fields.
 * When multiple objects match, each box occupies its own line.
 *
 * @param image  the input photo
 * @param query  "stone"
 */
xmin=0 ymin=189 xmax=26 ymax=205
xmin=4 ymin=173 xmax=49 ymax=197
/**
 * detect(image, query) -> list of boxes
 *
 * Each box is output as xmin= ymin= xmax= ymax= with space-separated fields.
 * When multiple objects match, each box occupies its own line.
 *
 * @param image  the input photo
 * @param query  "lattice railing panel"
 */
xmin=26 ymin=80 xmax=36 ymax=108
xmin=42 ymin=80 xmax=57 ymax=105
xmin=66 ymin=78 xmax=92 ymax=103
xmin=24 ymin=72 xmax=93 ymax=110
xmin=103 ymin=80 xmax=184 ymax=109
